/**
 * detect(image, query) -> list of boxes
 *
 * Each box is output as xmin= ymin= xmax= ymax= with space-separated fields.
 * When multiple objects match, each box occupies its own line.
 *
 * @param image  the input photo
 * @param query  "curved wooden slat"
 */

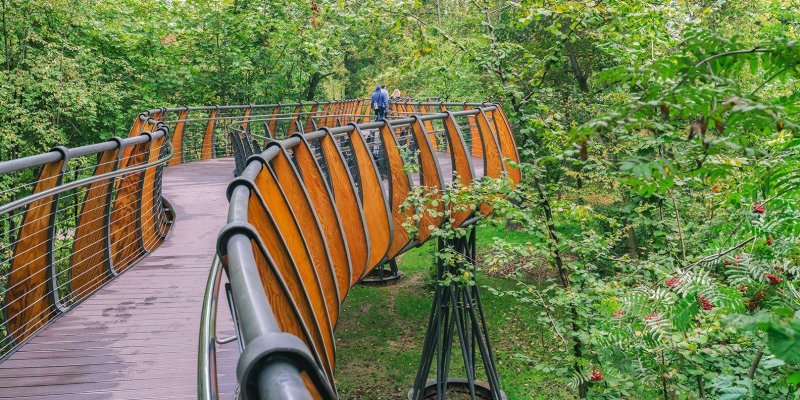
xmin=268 ymin=105 xmax=281 ymax=137
xmin=287 ymin=104 xmax=303 ymax=135
xmin=141 ymin=134 xmax=166 ymax=252
xmin=5 ymin=157 xmax=66 ymax=343
xmin=491 ymin=107 xmax=522 ymax=185
xmin=379 ymin=122 xmax=415 ymax=258
xmin=201 ymin=109 xmax=217 ymax=160
xmin=266 ymin=145 xmax=340 ymax=322
xmin=410 ymin=117 xmax=445 ymax=243
xmin=305 ymin=103 xmax=319 ymax=132
xmin=291 ymin=134 xmax=352 ymax=301
xmin=168 ymin=110 xmax=189 ymax=166
xmin=442 ymin=112 xmax=477 ymax=227
xmin=110 ymin=141 xmax=149 ymax=273
xmin=241 ymin=107 xmax=253 ymax=132
xmin=349 ymin=125 xmax=393 ymax=273
xmin=245 ymin=193 xmax=334 ymax=380
xmin=317 ymin=129 xmax=370 ymax=284
xmin=250 ymin=165 xmax=337 ymax=378
xmin=69 ymin=146 xmax=121 ymax=298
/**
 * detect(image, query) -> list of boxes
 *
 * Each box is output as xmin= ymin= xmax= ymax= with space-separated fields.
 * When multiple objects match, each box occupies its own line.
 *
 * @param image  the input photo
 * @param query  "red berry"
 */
xmin=766 ymin=236 xmax=773 ymax=246
xmin=589 ymin=369 xmax=604 ymax=382
xmin=697 ymin=294 xmax=714 ymax=311
xmin=767 ymin=274 xmax=781 ymax=285
xmin=752 ymin=203 xmax=765 ymax=214
xmin=612 ymin=309 xmax=625 ymax=318
xmin=666 ymin=277 xmax=681 ymax=288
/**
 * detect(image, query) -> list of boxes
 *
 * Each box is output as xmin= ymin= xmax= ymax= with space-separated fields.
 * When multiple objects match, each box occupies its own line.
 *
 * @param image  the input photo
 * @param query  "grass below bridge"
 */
xmin=334 ymin=224 xmax=573 ymax=399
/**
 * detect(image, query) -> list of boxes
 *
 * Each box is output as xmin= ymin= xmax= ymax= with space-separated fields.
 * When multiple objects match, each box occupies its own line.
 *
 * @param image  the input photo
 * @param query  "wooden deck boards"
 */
xmin=0 ymin=159 xmax=239 ymax=400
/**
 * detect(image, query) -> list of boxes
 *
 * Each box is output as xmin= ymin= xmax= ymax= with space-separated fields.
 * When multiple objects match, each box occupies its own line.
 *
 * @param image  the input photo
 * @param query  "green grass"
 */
xmin=334 ymin=223 xmax=573 ymax=399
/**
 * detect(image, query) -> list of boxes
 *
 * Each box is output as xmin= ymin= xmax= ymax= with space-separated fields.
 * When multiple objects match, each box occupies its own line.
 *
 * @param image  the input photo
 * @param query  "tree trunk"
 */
xmin=306 ymin=71 xmax=321 ymax=101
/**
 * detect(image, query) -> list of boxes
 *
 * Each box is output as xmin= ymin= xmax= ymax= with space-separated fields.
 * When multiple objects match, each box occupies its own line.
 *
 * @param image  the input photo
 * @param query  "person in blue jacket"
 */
xmin=371 ymin=85 xmax=389 ymax=120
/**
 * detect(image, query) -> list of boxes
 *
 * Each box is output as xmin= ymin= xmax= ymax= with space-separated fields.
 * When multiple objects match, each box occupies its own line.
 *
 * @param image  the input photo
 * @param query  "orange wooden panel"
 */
xmin=290 ymin=135 xmax=352 ymax=301
xmin=349 ymin=126 xmax=392 ymax=273
xmin=168 ymin=110 xmax=189 ymax=166
xmin=245 ymin=195 xmax=334 ymax=379
xmin=379 ymin=122 xmax=414 ymax=258
xmin=241 ymin=107 xmax=253 ymax=132
xmin=360 ymin=99 xmax=371 ymax=123
xmin=110 ymin=142 xmax=148 ymax=273
xmin=69 ymin=147 xmax=120 ymax=299
xmin=287 ymin=104 xmax=303 ymax=135
xmin=267 ymin=147 xmax=340 ymax=321
xmin=420 ymin=105 xmax=436 ymax=131
xmin=320 ymin=103 xmax=332 ymax=128
xmin=6 ymin=158 xmax=65 ymax=343
xmin=305 ymin=103 xmax=319 ymax=132
xmin=122 ymin=115 xmax=144 ymax=163
xmin=443 ymin=112 xmax=477 ymax=227
xmin=251 ymin=164 xmax=336 ymax=372
xmin=201 ymin=109 xmax=217 ymax=160
xmin=475 ymin=109 xmax=505 ymax=179
xmin=268 ymin=105 xmax=281 ymax=137
xmin=318 ymin=130 xmax=370 ymax=284
xmin=475 ymin=109 xmax=506 ymax=216
xmin=140 ymin=134 xmax=166 ymax=252
xmin=491 ymin=107 xmax=522 ymax=185
xmin=411 ymin=118 xmax=445 ymax=243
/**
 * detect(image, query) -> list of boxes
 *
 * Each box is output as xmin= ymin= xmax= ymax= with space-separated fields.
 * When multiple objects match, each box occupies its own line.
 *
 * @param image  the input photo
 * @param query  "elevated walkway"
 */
xmin=0 ymin=159 xmax=237 ymax=400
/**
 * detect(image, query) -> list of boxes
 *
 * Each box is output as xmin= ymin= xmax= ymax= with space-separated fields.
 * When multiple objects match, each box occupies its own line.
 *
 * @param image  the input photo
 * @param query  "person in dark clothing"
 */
xmin=371 ymin=84 xmax=389 ymax=120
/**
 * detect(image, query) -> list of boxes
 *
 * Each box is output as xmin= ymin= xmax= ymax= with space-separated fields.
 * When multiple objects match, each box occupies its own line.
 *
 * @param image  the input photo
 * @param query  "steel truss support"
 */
xmin=409 ymin=226 xmax=505 ymax=400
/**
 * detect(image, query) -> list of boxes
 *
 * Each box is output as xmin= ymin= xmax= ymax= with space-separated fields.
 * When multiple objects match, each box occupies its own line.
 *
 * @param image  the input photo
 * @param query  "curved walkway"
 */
xmin=0 ymin=159 xmax=238 ymax=400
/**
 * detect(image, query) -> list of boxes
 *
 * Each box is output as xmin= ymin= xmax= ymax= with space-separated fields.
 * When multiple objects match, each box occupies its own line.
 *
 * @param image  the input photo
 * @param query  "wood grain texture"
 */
xmin=287 ymin=104 xmax=303 ymax=135
xmin=491 ymin=107 xmax=521 ymax=185
xmin=110 ymin=142 xmax=148 ymax=273
xmin=241 ymin=107 xmax=252 ymax=132
xmin=290 ymin=135 xmax=352 ymax=301
xmin=319 ymin=103 xmax=331 ymax=128
xmin=475 ymin=109 xmax=506 ymax=216
xmin=251 ymin=242 xmax=334 ymax=382
xmin=443 ymin=112 xmax=477 ymax=227
xmin=379 ymin=122 xmax=414 ymax=258
xmin=267 ymin=146 xmax=340 ymax=322
xmin=349 ymin=126 xmax=392 ymax=274
xmin=251 ymin=164 xmax=336 ymax=375
xmin=305 ymin=103 xmax=319 ymax=132
xmin=168 ymin=110 xmax=189 ymax=166
xmin=318 ymin=131 xmax=370 ymax=284
xmin=140 ymin=135 xmax=166 ymax=252
xmin=6 ymin=159 xmax=65 ymax=343
xmin=69 ymin=147 xmax=120 ymax=299
xmin=411 ymin=117 xmax=445 ymax=243
xmin=268 ymin=105 xmax=281 ymax=137
xmin=201 ymin=109 xmax=217 ymax=160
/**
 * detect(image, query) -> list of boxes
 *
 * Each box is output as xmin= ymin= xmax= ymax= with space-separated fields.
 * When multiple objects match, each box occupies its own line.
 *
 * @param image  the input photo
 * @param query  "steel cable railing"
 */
xmin=0 ymin=97 xmax=517 ymax=400
xmin=0 ymin=127 xmax=173 ymax=359
xmin=206 ymin=102 xmax=521 ymax=400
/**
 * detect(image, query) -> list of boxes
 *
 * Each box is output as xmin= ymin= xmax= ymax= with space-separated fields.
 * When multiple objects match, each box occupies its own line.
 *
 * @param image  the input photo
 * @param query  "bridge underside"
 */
xmin=0 ymin=159 xmax=238 ymax=400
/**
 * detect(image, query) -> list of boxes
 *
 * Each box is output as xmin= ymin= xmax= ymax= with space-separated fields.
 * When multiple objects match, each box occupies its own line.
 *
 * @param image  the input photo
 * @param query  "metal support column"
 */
xmin=409 ymin=226 xmax=505 ymax=400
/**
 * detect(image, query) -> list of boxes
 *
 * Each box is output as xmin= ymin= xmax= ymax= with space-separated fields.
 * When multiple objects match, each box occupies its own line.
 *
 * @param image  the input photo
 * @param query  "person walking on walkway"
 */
xmin=371 ymin=84 xmax=388 ymax=121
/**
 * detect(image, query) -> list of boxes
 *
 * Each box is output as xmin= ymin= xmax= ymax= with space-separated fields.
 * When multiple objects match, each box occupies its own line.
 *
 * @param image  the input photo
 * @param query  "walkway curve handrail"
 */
xmin=0 ymin=131 xmax=172 ymax=215
xmin=213 ymin=101 xmax=520 ymax=399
